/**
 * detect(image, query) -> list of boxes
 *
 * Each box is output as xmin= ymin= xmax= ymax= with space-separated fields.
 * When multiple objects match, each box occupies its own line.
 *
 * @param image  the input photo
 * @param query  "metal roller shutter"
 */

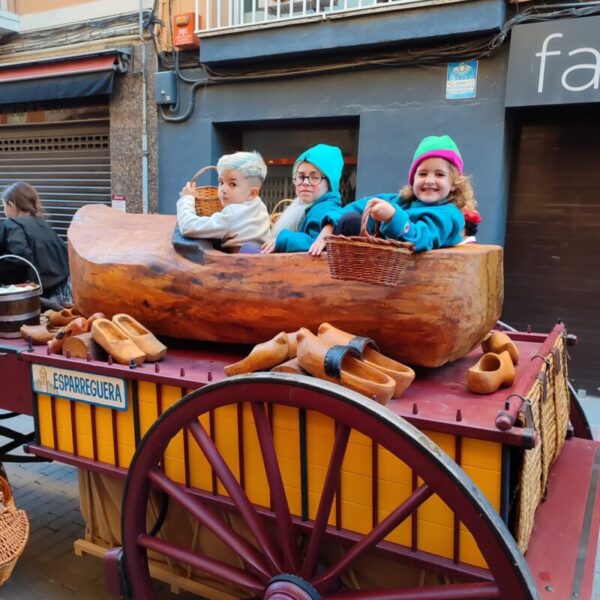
xmin=0 ymin=121 xmax=110 ymax=240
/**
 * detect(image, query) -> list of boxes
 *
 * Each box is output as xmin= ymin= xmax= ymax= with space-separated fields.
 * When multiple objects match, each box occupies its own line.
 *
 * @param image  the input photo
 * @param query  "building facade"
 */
xmin=1 ymin=0 xmax=599 ymax=393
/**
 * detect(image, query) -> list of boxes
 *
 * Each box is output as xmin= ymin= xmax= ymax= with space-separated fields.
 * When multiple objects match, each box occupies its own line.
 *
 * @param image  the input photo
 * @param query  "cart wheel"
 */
xmin=120 ymin=374 xmax=537 ymax=599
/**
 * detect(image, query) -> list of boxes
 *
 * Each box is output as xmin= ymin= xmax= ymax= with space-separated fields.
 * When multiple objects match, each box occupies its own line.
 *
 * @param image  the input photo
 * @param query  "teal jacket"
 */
xmin=274 ymin=191 xmax=342 ymax=253
xmin=328 ymin=193 xmax=464 ymax=252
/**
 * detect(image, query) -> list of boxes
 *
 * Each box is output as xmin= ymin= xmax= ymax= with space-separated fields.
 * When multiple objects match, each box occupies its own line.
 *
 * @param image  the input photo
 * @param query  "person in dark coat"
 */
xmin=1 ymin=181 xmax=72 ymax=310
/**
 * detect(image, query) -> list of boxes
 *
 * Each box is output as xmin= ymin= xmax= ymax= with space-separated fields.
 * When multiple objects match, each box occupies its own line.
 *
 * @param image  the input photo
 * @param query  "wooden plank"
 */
xmin=525 ymin=437 xmax=600 ymax=599
xmin=74 ymin=539 xmax=241 ymax=600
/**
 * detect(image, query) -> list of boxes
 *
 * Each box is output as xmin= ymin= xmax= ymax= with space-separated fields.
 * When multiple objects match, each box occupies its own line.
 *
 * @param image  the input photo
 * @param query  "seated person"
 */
xmin=177 ymin=151 xmax=271 ymax=252
xmin=1 ymin=181 xmax=72 ymax=310
xmin=261 ymin=143 xmax=344 ymax=255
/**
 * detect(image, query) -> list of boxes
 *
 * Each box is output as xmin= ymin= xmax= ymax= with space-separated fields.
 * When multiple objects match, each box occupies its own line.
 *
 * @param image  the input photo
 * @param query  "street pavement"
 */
xmin=0 ymin=406 xmax=598 ymax=600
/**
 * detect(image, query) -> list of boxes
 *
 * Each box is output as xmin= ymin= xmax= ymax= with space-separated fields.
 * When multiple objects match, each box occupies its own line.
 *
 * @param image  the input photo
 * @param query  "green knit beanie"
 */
xmin=408 ymin=135 xmax=463 ymax=184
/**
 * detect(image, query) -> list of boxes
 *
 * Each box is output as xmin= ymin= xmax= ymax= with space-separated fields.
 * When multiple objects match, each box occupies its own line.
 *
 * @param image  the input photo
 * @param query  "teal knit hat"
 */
xmin=408 ymin=135 xmax=463 ymax=185
xmin=294 ymin=144 xmax=344 ymax=193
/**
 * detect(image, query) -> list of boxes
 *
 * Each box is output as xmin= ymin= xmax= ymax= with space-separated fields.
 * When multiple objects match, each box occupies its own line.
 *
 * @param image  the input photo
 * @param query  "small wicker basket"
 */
xmin=0 ymin=476 xmax=28 ymax=587
xmin=190 ymin=166 xmax=222 ymax=217
xmin=325 ymin=212 xmax=415 ymax=287
xmin=270 ymin=198 xmax=293 ymax=224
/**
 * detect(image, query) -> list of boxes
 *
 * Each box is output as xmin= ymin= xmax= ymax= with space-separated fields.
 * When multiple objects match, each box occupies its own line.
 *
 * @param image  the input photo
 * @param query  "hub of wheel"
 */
xmin=264 ymin=574 xmax=322 ymax=600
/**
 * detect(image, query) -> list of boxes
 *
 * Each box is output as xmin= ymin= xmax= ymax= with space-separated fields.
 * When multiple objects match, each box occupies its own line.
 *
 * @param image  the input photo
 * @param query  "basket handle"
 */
xmin=190 ymin=165 xmax=218 ymax=184
xmin=359 ymin=210 xmax=383 ymax=241
xmin=0 ymin=254 xmax=43 ymax=294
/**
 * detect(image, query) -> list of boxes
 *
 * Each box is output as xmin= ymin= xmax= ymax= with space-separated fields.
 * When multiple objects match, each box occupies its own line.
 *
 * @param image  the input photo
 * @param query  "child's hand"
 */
xmin=180 ymin=181 xmax=196 ymax=197
xmin=367 ymin=198 xmax=395 ymax=223
xmin=308 ymin=224 xmax=333 ymax=257
xmin=261 ymin=239 xmax=276 ymax=254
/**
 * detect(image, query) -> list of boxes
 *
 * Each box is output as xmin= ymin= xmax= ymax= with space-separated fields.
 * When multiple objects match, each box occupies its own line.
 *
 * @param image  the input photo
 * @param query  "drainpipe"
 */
xmin=139 ymin=0 xmax=150 ymax=214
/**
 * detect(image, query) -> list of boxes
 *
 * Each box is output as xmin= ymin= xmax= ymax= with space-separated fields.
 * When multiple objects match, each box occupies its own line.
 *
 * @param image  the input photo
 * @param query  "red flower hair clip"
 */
xmin=463 ymin=209 xmax=481 ymax=225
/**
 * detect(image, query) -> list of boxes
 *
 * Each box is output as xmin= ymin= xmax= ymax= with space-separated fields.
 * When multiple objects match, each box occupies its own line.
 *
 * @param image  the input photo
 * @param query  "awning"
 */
xmin=0 ymin=54 xmax=127 ymax=105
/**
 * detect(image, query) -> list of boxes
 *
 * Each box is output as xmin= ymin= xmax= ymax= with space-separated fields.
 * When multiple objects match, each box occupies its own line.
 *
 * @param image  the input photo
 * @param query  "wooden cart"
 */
xmin=0 ymin=323 xmax=598 ymax=599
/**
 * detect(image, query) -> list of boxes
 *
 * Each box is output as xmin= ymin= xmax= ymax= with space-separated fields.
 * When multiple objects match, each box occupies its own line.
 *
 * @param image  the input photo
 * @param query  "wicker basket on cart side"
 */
xmin=190 ymin=166 xmax=222 ymax=217
xmin=325 ymin=212 xmax=415 ymax=287
xmin=0 ymin=475 xmax=29 ymax=587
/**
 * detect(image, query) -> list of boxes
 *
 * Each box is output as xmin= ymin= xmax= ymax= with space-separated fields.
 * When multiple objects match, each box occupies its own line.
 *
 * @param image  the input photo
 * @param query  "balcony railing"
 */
xmin=196 ymin=0 xmax=427 ymax=34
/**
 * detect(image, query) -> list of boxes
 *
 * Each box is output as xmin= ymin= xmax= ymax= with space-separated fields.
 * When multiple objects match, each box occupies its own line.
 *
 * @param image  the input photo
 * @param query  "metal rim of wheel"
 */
xmin=120 ymin=373 xmax=538 ymax=600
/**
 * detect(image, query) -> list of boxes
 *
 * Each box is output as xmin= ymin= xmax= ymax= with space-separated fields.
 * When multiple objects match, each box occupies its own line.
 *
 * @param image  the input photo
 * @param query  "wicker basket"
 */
xmin=325 ymin=212 xmax=415 ymax=286
xmin=0 ymin=476 xmax=28 ymax=587
xmin=190 ymin=166 xmax=222 ymax=217
xmin=270 ymin=198 xmax=293 ymax=224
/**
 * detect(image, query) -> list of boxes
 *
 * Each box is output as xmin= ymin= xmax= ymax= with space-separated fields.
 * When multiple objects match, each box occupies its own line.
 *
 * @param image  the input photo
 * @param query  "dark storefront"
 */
xmin=504 ymin=15 xmax=600 ymax=393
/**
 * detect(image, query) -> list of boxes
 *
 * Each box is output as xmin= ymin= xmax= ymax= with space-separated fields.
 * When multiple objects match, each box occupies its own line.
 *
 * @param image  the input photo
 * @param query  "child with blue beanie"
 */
xmin=323 ymin=135 xmax=477 ymax=252
xmin=262 ymin=143 xmax=343 ymax=254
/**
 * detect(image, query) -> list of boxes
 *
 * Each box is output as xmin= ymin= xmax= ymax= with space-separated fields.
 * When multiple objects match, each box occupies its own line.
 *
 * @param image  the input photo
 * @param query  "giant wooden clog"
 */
xmin=224 ymin=332 xmax=291 ymax=376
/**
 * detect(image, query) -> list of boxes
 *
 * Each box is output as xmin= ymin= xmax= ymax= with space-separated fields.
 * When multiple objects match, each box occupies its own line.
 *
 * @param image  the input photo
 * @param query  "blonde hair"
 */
xmin=400 ymin=165 xmax=477 ymax=212
xmin=2 ymin=181 xmax=45 ymax=217
xmin=217 ymin=151 xmax=268 ymax=184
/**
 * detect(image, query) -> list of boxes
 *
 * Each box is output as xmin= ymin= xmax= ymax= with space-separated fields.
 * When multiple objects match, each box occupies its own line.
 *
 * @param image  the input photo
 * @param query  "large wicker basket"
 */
xmin=190 ymin=166 xmax=222 ymax=217
xmin=325 ymin=212 xmax=415 ymax=286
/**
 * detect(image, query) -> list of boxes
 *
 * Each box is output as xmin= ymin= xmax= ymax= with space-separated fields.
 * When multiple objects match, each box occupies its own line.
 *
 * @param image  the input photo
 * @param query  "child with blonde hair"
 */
xmin=321 ymin=135 xmax=476 ymax=252
xmin=177 ymin=151 xmax=271 ymax=251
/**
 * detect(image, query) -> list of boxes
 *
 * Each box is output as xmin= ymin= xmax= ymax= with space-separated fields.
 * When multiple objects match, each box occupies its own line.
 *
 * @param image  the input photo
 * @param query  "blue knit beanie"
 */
xmin=294 ymin=144 xmax=344 ymax=193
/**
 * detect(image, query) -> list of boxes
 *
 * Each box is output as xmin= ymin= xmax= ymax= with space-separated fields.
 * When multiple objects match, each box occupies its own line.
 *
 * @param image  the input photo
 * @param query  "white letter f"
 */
xmin=536 ymin=33 xmax=562 ymax=93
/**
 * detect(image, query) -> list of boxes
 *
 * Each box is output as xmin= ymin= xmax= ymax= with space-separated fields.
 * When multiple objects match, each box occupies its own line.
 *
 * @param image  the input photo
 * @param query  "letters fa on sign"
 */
xmin=506 ymin=17 xmax=600 ymax=107
xmin=537 ymin=33 xmax=600 ymax=94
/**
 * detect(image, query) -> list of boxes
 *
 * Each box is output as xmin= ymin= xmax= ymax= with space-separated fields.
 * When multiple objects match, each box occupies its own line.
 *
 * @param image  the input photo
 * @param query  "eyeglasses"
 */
xmin=292 ymin=173 xmax=324 ymax=186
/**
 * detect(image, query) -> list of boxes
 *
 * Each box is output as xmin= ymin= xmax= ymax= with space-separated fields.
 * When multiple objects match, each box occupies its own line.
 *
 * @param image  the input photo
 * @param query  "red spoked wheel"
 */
xmin=120 ymin=374 xmax=538 ymax=599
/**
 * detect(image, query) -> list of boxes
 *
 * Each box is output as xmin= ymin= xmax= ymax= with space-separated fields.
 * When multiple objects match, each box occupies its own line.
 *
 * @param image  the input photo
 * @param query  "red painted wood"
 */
xmin=0 ymin=350 xmax=33 ymax=414
xmin=525 ymin=437 xmax=600 ymax=599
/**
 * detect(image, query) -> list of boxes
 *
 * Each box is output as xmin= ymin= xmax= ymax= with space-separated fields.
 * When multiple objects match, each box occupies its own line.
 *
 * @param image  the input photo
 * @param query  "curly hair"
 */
xmin=2 ymin=181 xmax=45 ymax=217
xmin=399 ymin=165 xmax=477 ymax=212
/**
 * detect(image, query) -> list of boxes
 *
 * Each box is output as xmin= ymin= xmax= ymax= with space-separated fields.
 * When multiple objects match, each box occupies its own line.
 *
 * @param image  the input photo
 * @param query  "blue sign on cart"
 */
xmin=446 ymin=61 xmax=478 ymax=100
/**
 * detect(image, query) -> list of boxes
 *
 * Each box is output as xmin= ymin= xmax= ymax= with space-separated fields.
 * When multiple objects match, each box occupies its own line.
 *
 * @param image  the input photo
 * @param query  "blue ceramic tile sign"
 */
xmin=446 ymin=61 xmax=478 ymax=100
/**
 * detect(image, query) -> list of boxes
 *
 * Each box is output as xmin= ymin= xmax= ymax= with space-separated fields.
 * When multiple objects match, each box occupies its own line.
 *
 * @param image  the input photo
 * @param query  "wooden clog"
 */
xmin=467 ymin=350 xmax=515 ymax=395
xmin=296 ymin=328 xmax=395 ymax=405
xmin=45 ymin=307 xmax=82 ymax=328
xmin=62 ymin=332 xmax=107 ymax=361
xmin=481 ymin=332 xmax=519 ymax=364
xmin=318 ymin=322 xmax=415 ymax=398
xmin=20 ymin=324 xmax=59 ymax=345
xmin=112 ymin=314 xmax=166 ymax=362
xmin=91 ymin=318 xmax=146 ymax=365
xmin=270 ymin=358 xmax=306 ymax=375
xmin=224 ymin=332 xmax=290 ymax=376
xmin=48 ymin=317 xmax=88 ymax=355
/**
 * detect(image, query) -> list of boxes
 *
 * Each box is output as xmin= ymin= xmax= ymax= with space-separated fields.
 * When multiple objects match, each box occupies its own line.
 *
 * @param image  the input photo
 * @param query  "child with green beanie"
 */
xmin=322 ymin=135 xmax=477 ymax=253
xmin=262 ymin=143 xmax=343 ymax=254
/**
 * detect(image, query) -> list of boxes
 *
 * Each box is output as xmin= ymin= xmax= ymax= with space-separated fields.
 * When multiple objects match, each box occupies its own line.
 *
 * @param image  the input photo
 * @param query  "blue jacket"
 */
xmin=275 ymin=191 xmax=342 ymax=253
xmin=329 ymin=194 xmax=464 ymax=252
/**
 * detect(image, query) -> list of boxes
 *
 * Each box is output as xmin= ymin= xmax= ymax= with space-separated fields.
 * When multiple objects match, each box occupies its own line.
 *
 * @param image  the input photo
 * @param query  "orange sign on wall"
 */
xmin=173 ymin=12 xmax=200 ymax=50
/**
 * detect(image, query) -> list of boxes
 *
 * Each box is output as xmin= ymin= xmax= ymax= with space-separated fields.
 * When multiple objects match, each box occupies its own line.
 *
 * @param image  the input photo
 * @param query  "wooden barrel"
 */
xmin=0 ymin=284 xmax=41 ymax=338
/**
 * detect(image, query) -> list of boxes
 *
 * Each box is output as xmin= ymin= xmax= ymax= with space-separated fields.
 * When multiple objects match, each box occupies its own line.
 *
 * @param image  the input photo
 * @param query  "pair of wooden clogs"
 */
xmin=224 ymin=323 xmax=415 ymax=405
xmin=91 ymin=315 xmax=167 ymax=365
xmin=467 ymin=332 xmax=520 ymax=394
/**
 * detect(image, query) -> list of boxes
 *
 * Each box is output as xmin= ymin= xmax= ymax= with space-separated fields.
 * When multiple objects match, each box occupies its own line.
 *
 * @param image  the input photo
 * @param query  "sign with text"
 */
xmin=111 ymin=194 xmax=127 ymax=212
xmin=506 ymin=16 xmax=600 ymax=107
xmin=31 ymin=364 xmax=128 ymax=410
xmin=446 ymin=61 xmax=478 ymax=100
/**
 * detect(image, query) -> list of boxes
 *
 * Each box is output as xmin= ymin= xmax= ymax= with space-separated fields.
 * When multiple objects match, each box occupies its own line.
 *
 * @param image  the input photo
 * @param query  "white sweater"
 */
xmin=176 ymin=195 xmax=272 ymax=248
